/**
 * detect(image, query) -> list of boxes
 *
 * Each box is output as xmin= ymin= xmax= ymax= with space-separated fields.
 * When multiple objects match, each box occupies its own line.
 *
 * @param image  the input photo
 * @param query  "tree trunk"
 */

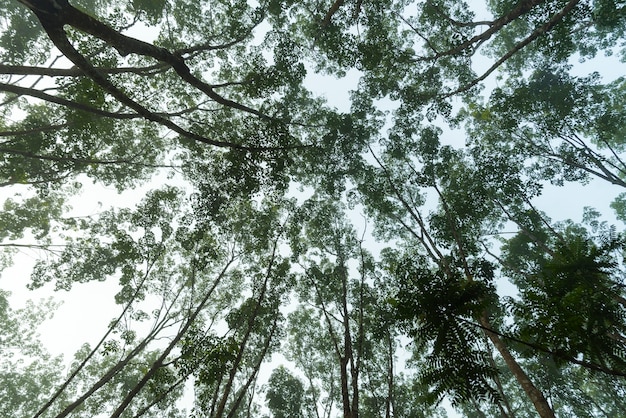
xmin=385 ymin=333 xmax=394 ymax=418
xmin=480 ymin=315 xmax=555 ymax=418
xmin=339 ymin=356 xmax=353 ymax=418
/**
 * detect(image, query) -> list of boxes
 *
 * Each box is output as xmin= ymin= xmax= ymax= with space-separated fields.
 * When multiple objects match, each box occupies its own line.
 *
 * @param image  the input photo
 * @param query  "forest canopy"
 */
xmin=2 ymin=0 xmax=626 ymax=417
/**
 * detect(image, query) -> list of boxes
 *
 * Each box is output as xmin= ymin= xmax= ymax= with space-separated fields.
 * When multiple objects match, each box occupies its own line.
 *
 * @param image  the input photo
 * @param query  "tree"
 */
xmin=0 ymin=0 xmax=336 ymax=257
xmin=265 ymin=366 xmax=305 ymax=418
xmin=499 ymin=209 xmax=626 ymax=375
xmin=3 ymin=0 xmax=626 ymax=417
xmin=285 ymin=196 xmax=447 ymax=418
xmin=463 ymin=69 xmax=626 ymax=192
xmin=0 ymin=291 xmax=67 ymax=417
xmin=287 ymin=197 xmax=370 ymax=418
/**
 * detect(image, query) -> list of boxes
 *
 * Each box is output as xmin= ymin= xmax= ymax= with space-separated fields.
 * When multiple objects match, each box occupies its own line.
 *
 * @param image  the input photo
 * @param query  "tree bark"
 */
xmin=480 ymin=315 xmax=556 ymax=418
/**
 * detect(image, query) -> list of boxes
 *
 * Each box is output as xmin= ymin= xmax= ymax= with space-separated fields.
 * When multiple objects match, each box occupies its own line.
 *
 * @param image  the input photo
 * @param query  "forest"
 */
xmin=1 ymin=0 xmax=626 ymax=417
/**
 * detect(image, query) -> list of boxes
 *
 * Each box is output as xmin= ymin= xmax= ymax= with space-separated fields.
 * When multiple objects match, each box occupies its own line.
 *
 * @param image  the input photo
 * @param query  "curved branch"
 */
xmin=415 ymin=0 xmax=547 ymax=62
xmin=444 ymin=0 xmax=580 ymax=98
xmin=0 ymin=82 xmax=141 ymax=119
xmin=24 ymin=0 xmax=269 ymax=119
xmin=0 ymin=147 xmax=178 ymax=169
xmin=0 ymin=63 xmax=170 ymax=77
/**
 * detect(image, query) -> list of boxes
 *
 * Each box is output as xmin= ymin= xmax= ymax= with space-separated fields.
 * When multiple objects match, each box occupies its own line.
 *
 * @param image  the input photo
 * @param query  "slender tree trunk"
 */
xmin=303 ymin=371 xmax=322 ymax=418
xmin=385 ymin=333 xmax=394 ymax=418
xmin=342 ymin=268 xmax=358 ymax=418
xmin=486 ymin=347 xmax=516 ymax=418
xmin=480 ymin=315 xmax=555 ymax=418
xmin=109 ymin=262 xmax=234 ymax=418
xmin=38 ymin=268 xmax=154 ymax=418
xmin=339 ymin=356 xmax=353 ymax=418
xmin=215 ymin=238 xmax=278 ymax=417
xmin=226 ymin=314 xmax=279 ymax=418
xmin=440 ymin=193 xmax=555 ymax=418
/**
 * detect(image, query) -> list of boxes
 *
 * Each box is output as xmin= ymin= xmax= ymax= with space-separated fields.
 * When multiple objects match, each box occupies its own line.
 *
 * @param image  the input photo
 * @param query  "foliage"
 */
xmin=0 ymin=291 xmax=66 ymax=418
xmin=265 ymin=366 xmax=305 ymax=418
xmin=502 ymin=216 xmax=626 ymax=374
xmin=2 ymin=0 xmax=626 ymax=417
xmin=392 ymin=255 xmax=500 ymax=407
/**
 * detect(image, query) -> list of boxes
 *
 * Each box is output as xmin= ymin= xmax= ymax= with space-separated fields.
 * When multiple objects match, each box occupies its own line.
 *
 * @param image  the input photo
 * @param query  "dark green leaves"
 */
xmin=506 ymin=229 xmax=626 ymax=373
xmin=265 ymin=366 xmax=305 ymax=418
xmin=393 ymin=256 xmax=500 ymax=406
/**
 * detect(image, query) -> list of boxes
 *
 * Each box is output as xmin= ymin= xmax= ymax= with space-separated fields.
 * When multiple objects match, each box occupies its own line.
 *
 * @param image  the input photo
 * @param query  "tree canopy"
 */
xmin=2 ymin=0 xmax=626 ymax=417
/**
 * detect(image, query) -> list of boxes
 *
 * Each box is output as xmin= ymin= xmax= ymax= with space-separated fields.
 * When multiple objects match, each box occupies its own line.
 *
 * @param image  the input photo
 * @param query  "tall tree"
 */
xmin=3 ymin=0 xmax=626 ymax=417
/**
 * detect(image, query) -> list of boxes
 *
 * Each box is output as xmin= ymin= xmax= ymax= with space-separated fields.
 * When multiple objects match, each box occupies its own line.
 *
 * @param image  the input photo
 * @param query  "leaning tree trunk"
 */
xmin=480 ymin=315 xmax=556 ymax=418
